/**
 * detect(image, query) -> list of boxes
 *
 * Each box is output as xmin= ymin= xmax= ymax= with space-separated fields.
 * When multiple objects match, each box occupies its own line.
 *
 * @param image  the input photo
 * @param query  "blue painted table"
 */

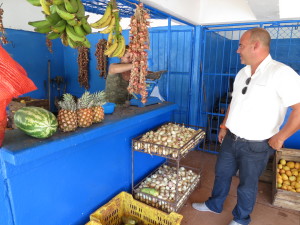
xmin=0 ymin=102 xmax=177 ymax=225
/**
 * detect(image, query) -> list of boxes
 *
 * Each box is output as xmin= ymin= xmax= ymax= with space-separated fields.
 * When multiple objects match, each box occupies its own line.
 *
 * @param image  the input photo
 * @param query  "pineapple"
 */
xmin=91 ymin=91 xmax=106 ymax=123
xmin=77 ymin=91 xmax=94 ymax=128
xmin=57 ymin=94 xmax=78 ymax=132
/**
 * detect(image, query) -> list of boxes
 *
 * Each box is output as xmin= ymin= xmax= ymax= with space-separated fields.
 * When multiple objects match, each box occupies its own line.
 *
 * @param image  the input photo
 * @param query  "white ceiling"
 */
xmin=1 ymin=0 xmax=300 ymax=31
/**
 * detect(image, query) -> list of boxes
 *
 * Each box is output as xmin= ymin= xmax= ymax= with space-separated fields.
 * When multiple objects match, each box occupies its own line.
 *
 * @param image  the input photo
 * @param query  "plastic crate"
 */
xmin=90 ymin=192 xmax=183 ymax=225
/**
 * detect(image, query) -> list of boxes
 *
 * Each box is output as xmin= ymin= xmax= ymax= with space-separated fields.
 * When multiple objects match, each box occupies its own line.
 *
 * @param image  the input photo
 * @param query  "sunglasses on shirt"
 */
xmin=242 ymin=77 xmax=251 ymax=94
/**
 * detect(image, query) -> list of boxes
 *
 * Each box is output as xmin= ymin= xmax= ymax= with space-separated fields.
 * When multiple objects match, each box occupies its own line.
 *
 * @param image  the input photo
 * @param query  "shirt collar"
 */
xmin=244 ymin=54 xmax=272 ymax=76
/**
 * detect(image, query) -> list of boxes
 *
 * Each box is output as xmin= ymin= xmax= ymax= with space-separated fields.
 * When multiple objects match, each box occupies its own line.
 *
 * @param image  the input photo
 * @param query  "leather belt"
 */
xmin=227 ymin=130 xmax=269 ymax=143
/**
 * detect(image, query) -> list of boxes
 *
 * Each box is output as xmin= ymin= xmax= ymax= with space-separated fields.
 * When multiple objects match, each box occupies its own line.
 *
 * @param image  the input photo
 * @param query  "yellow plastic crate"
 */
xmin=86 ymin=221 xmax=102 ymax=225
xmin=90 ymin=192 xmax=183 ymax=225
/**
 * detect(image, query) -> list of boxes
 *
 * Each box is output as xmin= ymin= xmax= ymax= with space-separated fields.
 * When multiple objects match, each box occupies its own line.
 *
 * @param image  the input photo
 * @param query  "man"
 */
xmin=192 ymin=28 xmax=300 ymax=225
xmin=105 ymin=48 xmax=132 ymax=105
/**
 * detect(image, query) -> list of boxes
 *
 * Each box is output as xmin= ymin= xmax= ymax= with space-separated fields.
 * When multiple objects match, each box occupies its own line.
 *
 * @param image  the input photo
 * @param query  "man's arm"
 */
xmin=108 ymin=63 xmax=132 ymax=74
xmin=269 ymin=102 xmax=300 ymax=150
xmin=218 ymin=104 xmax=231 ymax=143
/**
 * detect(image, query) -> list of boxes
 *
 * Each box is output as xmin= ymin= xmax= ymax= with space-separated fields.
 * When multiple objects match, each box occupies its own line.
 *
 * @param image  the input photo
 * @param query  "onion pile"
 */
xmin=133 ymin=123 xmax=205 ymax=158
xmin=135 ymin=164 xmax=200 ymax=212
xmin=95 ymin=39 xmax=108 ymax=78
xmin=77 ymin=46 xmax=90 ymax=89
xmin=127 ymin=3 xmax=150 ymax=104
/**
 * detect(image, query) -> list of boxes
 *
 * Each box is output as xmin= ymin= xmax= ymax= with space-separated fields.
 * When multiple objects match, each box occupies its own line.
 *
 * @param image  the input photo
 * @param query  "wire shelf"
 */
xmin=133 ymin=161 xmax=201 ymax=213
xmin=132 ymin=122 xmax=206 ymax=160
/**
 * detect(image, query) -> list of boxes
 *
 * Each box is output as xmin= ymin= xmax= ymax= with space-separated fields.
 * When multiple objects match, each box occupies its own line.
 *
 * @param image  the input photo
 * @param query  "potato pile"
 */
xmin=276 ymin=159 xmax=300 ymax=192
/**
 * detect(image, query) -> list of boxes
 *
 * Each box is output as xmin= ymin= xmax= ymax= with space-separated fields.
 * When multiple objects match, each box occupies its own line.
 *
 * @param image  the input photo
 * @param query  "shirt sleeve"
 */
xmin=275 ymin=65 xmax=300 ymax=107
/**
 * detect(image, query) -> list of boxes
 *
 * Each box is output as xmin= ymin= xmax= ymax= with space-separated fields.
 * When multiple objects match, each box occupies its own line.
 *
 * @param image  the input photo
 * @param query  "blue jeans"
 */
xmin=205 ymin=133 xmax=274 ymax=225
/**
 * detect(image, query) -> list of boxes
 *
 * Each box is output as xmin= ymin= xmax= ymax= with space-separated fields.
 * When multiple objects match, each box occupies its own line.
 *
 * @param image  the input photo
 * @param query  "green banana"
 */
xmin=76 ymin=0 xmax=85 ymax=18
xmin=66 ymin=18 xmax=80 ymax=26
xmin=47 ymin=31 xmax=62 ymax=40
xmin=104 ymin=38 xmax=118 ymax=56
xmin=26 ymin=0 xmax=41 ymax=6
xmin=55 ymin=4 xmax=75 ymax=20
xmin=112 ymin=36 xmax=125 ymax=57
xmin=67 ymin=36 xmax=79 ymax=48
xmin=100 ymin=16 xmax=115 ymax=34
xmin=82 ymin=38 xmax=91 ymax=48
xmin=28 ymin=20 xmax=51 ymax=28
xmin=61 ymin=32 xmax=69 ymax=46
xmin=46 ymin=12 xmax=61 ymax=25
xmin=34 ymin=25 xmax=52 ymax=33
xmin=51 ymin=19 xmax=67 ymax=33
xmin=52 ymin=0 xmax=64 ymax=5
xmin=66 ymin=24 xmax=85 ymax=42
xmin=90 ymin=3 xmax=112 ymax=28
xmin=81 ymin=17 xmax=92 ymax=34
xmin=73 ymin=25 xmax=86 ymax=37
xmin=40 ymin=0 xmax=51 ymax=15
xmin=64 ymin=0 xmax=78 ymax=14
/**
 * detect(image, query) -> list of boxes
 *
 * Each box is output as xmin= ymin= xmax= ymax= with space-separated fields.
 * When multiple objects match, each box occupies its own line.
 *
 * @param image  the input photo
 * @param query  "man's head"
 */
xmin=237 ymin=28 xmax=271 ymax=66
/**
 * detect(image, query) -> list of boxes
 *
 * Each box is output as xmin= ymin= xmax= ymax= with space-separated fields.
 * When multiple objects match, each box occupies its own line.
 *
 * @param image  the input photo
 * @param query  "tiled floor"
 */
xmin=178 ymin=151 xmax=300 ymax=225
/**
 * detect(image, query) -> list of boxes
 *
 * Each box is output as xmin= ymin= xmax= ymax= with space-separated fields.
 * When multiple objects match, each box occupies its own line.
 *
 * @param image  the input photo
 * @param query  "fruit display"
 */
xmin=134 ymin=163 xmax=200 ymax=213
xmin=14 ymin=106 xmax=58 ymax=138
xmin=276 ymin=159 xmax=300 ymax=193
xmin=27 ymin=0 xmax=91 ymax=48
xmin=78 ymin=46 xmax=90 ymax=89
xmin=57 ymin=93 xmax=78 ymax=132
xmin=133 ymin=123 xmax=205 ymax=159
xmin=91 ymin=91 xmax=106 ymax=123
xmin=76 ymin=91 xmax=94 ymax=128
xmin=127 ymin=3 xmax=150 ymax=104
xmin=90 ymin=0 xmax=126 ymax=58
xmin=0 ymin=5 xmax=8 ymax=44
xmin=95 ymin=39 xmax=108 ymax=78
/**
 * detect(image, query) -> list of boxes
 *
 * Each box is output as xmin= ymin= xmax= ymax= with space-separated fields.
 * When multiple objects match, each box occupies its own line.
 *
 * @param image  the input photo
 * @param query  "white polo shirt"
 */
xmin=226 ymin=55 xmax=300 ymax=140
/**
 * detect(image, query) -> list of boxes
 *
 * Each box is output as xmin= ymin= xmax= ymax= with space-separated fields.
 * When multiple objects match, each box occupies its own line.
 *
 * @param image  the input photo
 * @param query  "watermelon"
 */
xmin=14 ymin=106 xmax=58 ymax=138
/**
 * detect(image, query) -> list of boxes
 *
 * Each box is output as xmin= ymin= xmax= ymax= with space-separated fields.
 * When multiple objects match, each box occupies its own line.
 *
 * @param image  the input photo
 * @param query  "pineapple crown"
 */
xmin=77 ymin=91 xmax=94 ymax=109
xmin=58 ymin=93 xmax=76 ymax=111
xmin=92 ymin=91 xmax=106 ymax=107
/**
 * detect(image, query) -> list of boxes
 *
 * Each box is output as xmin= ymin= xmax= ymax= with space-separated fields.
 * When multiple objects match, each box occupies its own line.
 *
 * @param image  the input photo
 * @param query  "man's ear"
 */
xmin=253 ymin=41 xmax=260 ymax=50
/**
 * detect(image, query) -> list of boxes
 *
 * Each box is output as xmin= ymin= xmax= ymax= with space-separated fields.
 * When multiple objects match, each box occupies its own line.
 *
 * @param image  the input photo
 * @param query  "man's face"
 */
xmin=120 ymin=51 xmax=132 ymax=63
xmin=237 ymin=32 xmax=254 ymax=65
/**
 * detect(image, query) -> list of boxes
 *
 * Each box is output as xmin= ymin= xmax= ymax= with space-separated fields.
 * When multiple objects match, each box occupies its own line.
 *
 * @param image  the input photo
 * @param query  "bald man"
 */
xmin=193 ymin=28 xmax=300 ymax=225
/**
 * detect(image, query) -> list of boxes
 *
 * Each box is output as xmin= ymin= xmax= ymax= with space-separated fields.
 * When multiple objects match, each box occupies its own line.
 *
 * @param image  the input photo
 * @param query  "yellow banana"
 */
xmin=94 ymin=16 xmax=111 ymax=29
xmin=40 ymin=0 xmax=51 ymax=15
xmin=104 ymin=39 xmax=118 ymax=56
xmin=100 ymin=16 xmax=115 ymax=34
xmin=119 ymin=43 xmax=126 ymax=57
xmin=106 ymin=31 xmax=113 ymax=48
xmin=112 ymin=36 xmax=125 ymax=57
xmin=90 ymin=3 xmax=112 ymax=28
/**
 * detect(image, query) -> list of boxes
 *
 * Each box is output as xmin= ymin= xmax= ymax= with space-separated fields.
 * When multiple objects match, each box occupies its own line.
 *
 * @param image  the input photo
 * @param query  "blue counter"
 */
xmin=0 ymin=102 xmax=177 ymax=225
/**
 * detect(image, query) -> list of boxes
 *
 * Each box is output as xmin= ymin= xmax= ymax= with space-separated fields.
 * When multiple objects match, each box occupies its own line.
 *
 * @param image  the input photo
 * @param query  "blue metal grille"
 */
xmin=200 ymin=21 xmax=300 ymax=153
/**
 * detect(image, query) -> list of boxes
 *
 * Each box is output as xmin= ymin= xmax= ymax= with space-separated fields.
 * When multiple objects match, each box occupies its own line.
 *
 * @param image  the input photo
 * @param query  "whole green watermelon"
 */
xmin=14 ymin=106 xmax=58 ymax=138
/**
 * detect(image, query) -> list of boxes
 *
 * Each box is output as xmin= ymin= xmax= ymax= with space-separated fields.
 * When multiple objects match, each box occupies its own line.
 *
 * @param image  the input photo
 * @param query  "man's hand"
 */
xmin=268 ymin=133 xmax=285 ymax=151
xmin=218 ymin=128 xmax=227 ymax=143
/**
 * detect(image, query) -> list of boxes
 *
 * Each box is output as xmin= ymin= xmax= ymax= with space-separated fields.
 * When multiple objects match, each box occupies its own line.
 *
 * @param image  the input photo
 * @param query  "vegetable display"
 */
xmin=133 ymin=123 xmax=205 ymax=159
xmin=127 ymin=3 xmax=150 ymax=104
xmin=14 ymin=106 xmax=58 ymax=138
xmin=27 ymin=0 xmax=91 ymax=48
xmin=135 ymin=164 xmax=200 ymax=212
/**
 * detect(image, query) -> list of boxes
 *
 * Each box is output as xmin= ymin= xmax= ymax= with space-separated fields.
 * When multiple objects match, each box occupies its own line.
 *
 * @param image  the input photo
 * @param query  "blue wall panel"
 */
xmin=3 ymin=29 xmax=64 ymax=102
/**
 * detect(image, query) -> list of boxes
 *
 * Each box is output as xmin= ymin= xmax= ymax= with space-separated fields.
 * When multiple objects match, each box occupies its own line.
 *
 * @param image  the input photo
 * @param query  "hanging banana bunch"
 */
xmin=27 ymin=0 xmax=92 ymax=49
xmin=90 ymin=0 xmax=126 ymax=58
